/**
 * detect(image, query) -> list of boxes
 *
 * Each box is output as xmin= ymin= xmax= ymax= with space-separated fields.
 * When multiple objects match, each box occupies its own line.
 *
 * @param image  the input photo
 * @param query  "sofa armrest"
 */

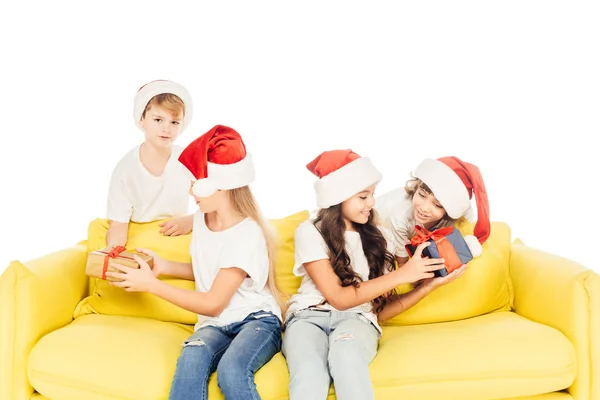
xmin=510 ymin=239 xmax=600 ymax=400
xmin=0 ymin=244 xmax=89 ymax=400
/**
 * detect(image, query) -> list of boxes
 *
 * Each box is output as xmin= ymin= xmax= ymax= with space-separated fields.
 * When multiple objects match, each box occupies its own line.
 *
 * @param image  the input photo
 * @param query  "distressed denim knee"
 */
xmin=169 ymin=339 xmax=214 ymax=400
xmin=169 ymin=327 xmax=231 ymax=400
xmin=327 ymin=318 xmax=378 ymax=400
xmin=216 ymin=315 xmax=282 ymax=400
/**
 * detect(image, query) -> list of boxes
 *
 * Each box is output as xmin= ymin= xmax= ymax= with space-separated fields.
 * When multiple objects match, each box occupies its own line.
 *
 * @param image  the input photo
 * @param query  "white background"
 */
xmin=1 ymin=1 xmax=598 ymax=274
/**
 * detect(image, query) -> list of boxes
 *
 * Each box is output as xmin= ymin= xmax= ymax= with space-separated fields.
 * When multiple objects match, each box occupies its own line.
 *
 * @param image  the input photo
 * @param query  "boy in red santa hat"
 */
xmin=376 ymin=156 xmax=491 ymax=268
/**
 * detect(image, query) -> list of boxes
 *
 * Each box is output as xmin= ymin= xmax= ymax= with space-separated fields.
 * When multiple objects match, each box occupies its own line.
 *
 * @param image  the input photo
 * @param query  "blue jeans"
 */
xmin=169 ymin=311 xmax=282 ymax=400
xmin=282 ymin=309 xmax=380 ymax=400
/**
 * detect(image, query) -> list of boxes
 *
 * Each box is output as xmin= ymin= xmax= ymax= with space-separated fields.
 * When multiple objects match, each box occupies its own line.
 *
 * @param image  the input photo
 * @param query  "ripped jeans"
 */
xmin=169 ymin=311 xmax=281 ymax=400
xmin=282 ymin=309 xmax=380 ymax=400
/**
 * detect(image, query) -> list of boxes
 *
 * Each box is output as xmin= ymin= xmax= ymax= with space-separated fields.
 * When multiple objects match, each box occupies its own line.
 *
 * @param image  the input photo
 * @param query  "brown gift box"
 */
xmin=85 ymin=246 xmax=154 ymax=282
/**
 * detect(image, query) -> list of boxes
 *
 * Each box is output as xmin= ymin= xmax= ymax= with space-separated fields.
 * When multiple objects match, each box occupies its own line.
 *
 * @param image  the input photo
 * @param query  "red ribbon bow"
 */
xmin=409 ymin=226 xmax=454 ymax=247
xmin=408 ymin=226 xmax=462 ymax=273
xmin=100 ymin=245 xmax=127 ymax=280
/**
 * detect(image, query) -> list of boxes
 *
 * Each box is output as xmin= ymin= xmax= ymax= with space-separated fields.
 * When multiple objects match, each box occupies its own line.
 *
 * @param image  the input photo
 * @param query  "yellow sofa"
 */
xmin=1 ymin=210 xmax=598 ymax=400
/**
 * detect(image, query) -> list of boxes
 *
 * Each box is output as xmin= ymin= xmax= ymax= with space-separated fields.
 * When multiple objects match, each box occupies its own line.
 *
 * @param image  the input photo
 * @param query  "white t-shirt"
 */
xmin=285 ymin=220 xmax=397 ymax=334
xmin=106 ymin=145 xmax=192 ymax=223
xmin=190 ymin=212 xmax=282 ymax=330
xmin=375 ymin=188 xmax=453 ymax=257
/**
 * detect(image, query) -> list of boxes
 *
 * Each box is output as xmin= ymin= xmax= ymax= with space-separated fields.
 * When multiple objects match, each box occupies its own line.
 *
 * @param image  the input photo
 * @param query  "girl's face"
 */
xmin=412 ymin=184 xmax=447 ymax=228
xmin=189 ymin=182 xmax=227 ymax=213
xmin=341 ymin=184 xmax=376 ymax=230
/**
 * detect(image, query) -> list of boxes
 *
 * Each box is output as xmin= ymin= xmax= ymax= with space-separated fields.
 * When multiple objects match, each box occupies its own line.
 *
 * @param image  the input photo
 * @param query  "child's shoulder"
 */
xmin=225 ymin=218 xmax=265 ymax=243
xmin=377 ymin=225 xmax=398 ymax=247
xmin=238 ymin=217 xmax=262 ymax=235
xmin=376 ymin=187 xmax=411 ymax=211
xmin=111 ymin=144 xmax=141 ymax=174
xmin=296 ymin=219 xmax=321 ymax=239
xmin=376 ymin=188 xmax=413 ymax=227
xmin=170 ymin=145 xmax=185 ymax=158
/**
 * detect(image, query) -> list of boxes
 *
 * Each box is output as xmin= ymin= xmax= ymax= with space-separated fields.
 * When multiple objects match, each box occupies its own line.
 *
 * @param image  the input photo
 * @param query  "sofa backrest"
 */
xmin=73 ymin=211 xmax=309 ymax=324
xmin=74 ymin=212 xmax=513 ymax=326
xmin=381 ymin=219 xmax=514 ymax=326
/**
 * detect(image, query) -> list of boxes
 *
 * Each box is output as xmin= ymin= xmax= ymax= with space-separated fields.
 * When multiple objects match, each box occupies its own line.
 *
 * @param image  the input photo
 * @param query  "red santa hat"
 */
xmin=414 ymin=156 xmax=490 ymax=246
xmin=178 ymin=125 xmax=254 ymax=197
xmin=307 ymin=149 xmax=382 ymax=209
xmin=133 ymin=80 xmax=193 ymax=131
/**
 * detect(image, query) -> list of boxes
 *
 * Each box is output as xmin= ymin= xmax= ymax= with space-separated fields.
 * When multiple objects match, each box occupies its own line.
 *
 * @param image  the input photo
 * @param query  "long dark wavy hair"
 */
xmin=313 ymin=204 xmax=396 ymax=313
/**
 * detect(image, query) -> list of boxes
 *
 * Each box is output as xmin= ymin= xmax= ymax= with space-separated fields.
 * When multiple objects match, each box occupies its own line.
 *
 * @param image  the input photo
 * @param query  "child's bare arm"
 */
xmin=148 ymin=267 xmax=246 ymax=316
xmin=106 ymin=220 xmax=129 ymax=248
xmin=377 ymin=285 xmax=432 ymax=322
xmin=108 ymin=259 xmax=246 ymax=317
xmin=304 ymin=243 xmax=443 ymax=311
xmin=395 ymin=256 xmax=409 ymax=268
xmin=136 ymin=248 xmax=194 ymax=280
xmin=377 ymin=264 xmax=468 ymax=322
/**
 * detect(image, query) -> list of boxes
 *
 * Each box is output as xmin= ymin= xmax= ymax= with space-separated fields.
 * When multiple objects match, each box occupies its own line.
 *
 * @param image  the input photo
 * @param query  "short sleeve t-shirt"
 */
xmin=106 ymin=144 xmax=192 ymax=223
xmin=286 ymin=220 xmax=397 ymax=334
xmin=375 ymin=187 xmax=453 ymax=257
xmin=190 ymin=212 xmax=282 ymax=330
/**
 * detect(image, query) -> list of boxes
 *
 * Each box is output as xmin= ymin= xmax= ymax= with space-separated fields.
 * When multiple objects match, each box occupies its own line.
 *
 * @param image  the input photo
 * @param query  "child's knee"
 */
xmin=177 ymin=339 xmax=213 ymax=370
xmin=328 ymin=335 xmax=370 ymax=368
xmin=216 ymin=356 xmax=251 ymax=389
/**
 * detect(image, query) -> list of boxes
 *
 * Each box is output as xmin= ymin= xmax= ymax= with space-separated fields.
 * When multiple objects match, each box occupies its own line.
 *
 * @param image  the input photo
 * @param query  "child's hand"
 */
xmin=397 ymin=242 xmax=445 ymax=283
xmin=418 ymin=264 xmax=468 ymax=291
xmin=136 ymin=248 xmax=168 ymax=277
xmin=107 ymin=254 xmax=158 ymax=293
xmin=159 ymin=216 xmax=193 ymax=236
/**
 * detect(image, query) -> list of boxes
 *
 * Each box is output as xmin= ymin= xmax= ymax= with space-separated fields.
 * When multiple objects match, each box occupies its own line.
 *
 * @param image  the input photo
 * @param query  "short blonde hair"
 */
xmin=142 ymin=93 xmax=185 ymax=120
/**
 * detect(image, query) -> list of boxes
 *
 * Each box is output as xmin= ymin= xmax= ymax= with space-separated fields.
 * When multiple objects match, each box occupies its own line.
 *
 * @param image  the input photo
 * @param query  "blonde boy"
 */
xmin=106 ymin=80 xmax=195 ymax=248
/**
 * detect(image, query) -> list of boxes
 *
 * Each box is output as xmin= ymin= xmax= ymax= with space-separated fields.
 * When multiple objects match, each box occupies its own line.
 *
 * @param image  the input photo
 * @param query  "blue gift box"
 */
xmin=405 ymin=227 xmax=473 ymax=277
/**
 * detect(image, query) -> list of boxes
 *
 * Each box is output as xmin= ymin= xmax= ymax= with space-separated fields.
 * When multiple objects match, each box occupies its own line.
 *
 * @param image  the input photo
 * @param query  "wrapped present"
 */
xmin=405 ymin=226 xmax=473 ymax=277
xmin=85 ymin=246 xmax=154 ymax=282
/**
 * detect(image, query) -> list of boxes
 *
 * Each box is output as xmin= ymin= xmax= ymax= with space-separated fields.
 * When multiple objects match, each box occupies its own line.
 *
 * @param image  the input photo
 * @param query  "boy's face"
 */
xmin=341 ymin=183 xmax=376 ymax=229
xmin=139 ymin=105 xmax=183 ymax=149
xmin=412 ymin=185 xmax=446 ymax=228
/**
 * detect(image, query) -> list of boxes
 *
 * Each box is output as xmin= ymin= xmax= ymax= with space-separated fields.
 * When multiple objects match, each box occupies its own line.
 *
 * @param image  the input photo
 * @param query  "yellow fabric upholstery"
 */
xmin=373 ymin=312 xmax=575 ymax=399
xmin=25 ymin=312 xmax=576 ymax=400
xmin=1 ymin=211 xmax=597 ymax=400
xmin=74 ymin=211 xmax=309 ymax=324
xmin=510 ymin=239 xmax=600 ymax=400
xmin=28 ymin=314 xmax=289 ymax=400
xmin=0 ymin=245 xmax=89 ymax=400
xmin=383 ymin=221 xmax=514 ymax=326
xmin=27 ymin=389 xmax=578 ymax=400
xmin=74 ymin=218 xmax=198 ymax=324
xmin=25 ymin=311 xmax=575 ymax=400
xmin=28 ymin=315 xmax=191 ymax=400
xmin=270 ymin=210 xmax=309 ymax=296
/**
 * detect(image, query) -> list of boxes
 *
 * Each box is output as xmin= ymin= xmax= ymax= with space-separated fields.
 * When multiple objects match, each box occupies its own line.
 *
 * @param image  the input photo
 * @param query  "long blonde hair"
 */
xmin=228 ymin=186 xmax=287 ymax=313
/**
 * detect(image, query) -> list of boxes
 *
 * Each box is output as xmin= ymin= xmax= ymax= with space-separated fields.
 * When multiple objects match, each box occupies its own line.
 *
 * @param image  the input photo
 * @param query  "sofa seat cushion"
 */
xmin=371 ymin=312 xmax=576 ymax=399
xmin=28 ymin=315 xmax=289 ymax=400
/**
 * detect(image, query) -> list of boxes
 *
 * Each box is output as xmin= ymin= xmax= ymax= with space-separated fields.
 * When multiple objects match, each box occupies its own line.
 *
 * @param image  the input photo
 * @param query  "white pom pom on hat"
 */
xmin=464 ymin=234 xmax=483 ymax=258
